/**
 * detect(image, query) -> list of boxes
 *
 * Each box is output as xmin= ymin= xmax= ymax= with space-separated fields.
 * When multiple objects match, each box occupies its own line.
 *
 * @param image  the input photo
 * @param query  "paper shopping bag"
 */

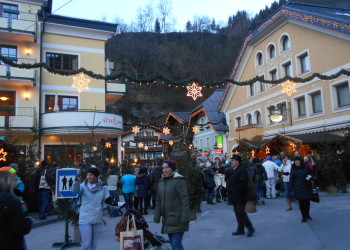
xmin=120 ymin=214 xmax=144 ymax=250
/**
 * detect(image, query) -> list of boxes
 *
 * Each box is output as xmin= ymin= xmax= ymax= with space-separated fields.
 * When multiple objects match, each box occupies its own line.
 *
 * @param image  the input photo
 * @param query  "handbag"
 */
xmin=311 ymin=187 xmax=320 ymax=203
xmin=120 ymin=214 xmax=144 ymax=250
xmin=39 ymin=170 xmax=51 ymax=189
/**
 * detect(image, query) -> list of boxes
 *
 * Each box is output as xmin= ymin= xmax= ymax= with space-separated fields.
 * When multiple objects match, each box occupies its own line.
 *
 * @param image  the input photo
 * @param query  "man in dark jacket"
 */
xmin=150 ymin=161 xmax=163 ymax=209
xmin=226 ymin=154 xmax=255 ymax=237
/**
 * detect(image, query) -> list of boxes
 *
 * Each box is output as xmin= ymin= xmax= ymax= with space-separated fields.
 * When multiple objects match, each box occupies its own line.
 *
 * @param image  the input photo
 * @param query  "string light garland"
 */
xmin=0 ymin=55 xmax=348 ymax=87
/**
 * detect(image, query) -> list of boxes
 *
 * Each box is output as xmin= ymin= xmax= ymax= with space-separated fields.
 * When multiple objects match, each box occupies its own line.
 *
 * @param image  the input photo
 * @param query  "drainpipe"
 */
xmin=38 ymin=13 xmax=46 ymax=161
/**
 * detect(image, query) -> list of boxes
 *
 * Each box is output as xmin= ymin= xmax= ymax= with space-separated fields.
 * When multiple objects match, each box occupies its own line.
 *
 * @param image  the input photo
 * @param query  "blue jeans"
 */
xmin=123 ymin=192 xmax=134 ymax=213
xmin=151 ymin=190 xmax=157 ymax=207
xmin=79 ymin=223 xmax=103 ymax=250
xmin=109 ymin=190 xmax=119 ymax=204
xmin=168 ymin=232 xmax=184 ymax=250
xmin=284 ymin=182 xmax=292 ymax=199
xmin=254 ymin=181 xmax=264 ymax=200
xmin=38 ymin=189 xmax=51 ymax=218
xmin=206 ymin=186 xmax=215 ymax=199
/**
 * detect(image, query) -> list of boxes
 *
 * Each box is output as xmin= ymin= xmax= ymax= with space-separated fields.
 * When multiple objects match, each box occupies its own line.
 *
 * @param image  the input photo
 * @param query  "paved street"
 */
xmin=26 ymin=191 xmax=350 ymax=250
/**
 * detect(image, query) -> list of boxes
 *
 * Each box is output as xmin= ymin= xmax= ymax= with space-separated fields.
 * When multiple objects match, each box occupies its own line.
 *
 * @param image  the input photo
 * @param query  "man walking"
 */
xmin=226 ymin=154 xmax=255 ymax=237
xmin=263 ymin=155 xmax=278 ymax=199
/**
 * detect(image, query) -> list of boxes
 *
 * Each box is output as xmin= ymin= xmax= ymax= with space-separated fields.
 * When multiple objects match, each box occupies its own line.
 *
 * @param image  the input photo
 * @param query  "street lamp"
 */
xmin=269 ymin=105 xmax=283 ymax=123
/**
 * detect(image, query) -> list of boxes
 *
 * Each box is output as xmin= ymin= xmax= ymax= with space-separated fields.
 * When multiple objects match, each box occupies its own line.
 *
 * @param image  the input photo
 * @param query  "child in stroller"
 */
xmin=116 ymin=209 xmax=170 ymax=249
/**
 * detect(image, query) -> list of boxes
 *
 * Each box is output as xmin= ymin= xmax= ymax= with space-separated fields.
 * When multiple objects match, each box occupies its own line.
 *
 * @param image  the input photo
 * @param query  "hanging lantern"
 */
xmin=144 ymin=146 xmax=149 ymax=151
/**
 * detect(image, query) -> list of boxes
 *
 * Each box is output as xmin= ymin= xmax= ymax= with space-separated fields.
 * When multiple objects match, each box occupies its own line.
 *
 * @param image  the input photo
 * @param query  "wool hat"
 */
xmin=86 ymin=167 xmax=99 ymax=177
xmin=230 ymin=154 xmax=242 ymax=162
xmin=0 ymin=166 xmax=16 ymax=175
xmin=294 ymin=156 xmax=303 ymax=162
xmin=266 ymin=155 xmax=272 ymax=160
xmin=164 ymin=160 xmax=176 ymax=171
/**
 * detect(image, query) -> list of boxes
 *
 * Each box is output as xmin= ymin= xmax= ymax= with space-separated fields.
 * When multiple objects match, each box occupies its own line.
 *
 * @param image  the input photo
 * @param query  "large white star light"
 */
xmin=72 ymin=73 xmax=90 ymax=93
xmin=186 ymin=82 xmax=203 ymax=101
xmin=162 ymin=127 xmax=171 ymax=135
xmin=281 ymin=80 xmax=297 ymax=96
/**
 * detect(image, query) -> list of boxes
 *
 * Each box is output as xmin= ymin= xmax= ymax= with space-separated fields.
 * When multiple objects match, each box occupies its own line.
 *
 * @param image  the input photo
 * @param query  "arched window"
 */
xmin=255 ymin=111 xmax=261 ymax=124
xmin=281 ymin=35 xmax=290 ymax=51
xmin=268 ymin=44 xmax=276 ymax=60
xmin=247 ymin=114 xmax=252 ymax=125
xmin=256 ymin=52 xmax=263 ymax=67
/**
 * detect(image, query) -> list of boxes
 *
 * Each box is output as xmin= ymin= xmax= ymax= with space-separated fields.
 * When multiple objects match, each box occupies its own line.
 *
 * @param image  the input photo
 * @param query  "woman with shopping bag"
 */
xmin=154 ymin=160 xmax=190 ymax=250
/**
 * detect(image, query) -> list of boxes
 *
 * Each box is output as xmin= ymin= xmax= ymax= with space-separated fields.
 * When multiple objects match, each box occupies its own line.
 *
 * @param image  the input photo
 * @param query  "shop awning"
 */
xmin=287 ymin=132 xmax=346 ymax=144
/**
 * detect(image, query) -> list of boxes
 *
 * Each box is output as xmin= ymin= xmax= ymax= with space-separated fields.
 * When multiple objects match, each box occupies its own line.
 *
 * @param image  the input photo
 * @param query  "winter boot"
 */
xmin=286 ymin=199 xmax=292 ymax=211
xmin=207 ymin=198 xmax=211 ymax=204
xmin=210 ymin=198 xmax=216 ymax=205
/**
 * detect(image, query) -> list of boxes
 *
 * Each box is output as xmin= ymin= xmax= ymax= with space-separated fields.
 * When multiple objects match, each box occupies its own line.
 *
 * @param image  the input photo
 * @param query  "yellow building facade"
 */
xmin=220 ymin=3 xmax=350 ymax=157
xmin=0 ymin=0 xmax=124 ymax=165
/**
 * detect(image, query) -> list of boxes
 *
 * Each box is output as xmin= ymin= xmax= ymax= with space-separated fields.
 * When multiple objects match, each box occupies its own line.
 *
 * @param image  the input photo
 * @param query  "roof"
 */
xmin=166 ymin=112 xmax=191 ymax=124
xmin=219 ymin=2 xmax=350 ymax=110
xmin=42 ymin=14 xmax=117 ymax=32
xmin=191 ymin=89 xmax=229 ymax=132
xmin=287 ymin=132 xmax=346 ymax=144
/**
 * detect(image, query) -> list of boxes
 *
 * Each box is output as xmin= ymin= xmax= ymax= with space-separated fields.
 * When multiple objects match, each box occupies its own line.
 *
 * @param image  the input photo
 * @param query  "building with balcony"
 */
xmin=219 ymin=2 xmax=350 ymax=158
xmin=0 ymin=0 xmax=124 ymax=165
xmin=121 ymin=127 xmax=164 ymax=165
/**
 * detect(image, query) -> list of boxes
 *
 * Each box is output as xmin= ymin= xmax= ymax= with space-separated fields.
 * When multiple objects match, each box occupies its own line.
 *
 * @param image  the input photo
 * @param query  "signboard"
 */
xmin=56 ymin=168 xmax=79 ymax=199
xmin=217 ymin=135 xmax=223 ymax=148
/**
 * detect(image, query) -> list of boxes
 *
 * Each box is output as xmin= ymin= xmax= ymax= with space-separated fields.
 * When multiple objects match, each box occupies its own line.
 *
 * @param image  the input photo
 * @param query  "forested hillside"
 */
xmin=106 ymin=0 xmax=350 ymax=125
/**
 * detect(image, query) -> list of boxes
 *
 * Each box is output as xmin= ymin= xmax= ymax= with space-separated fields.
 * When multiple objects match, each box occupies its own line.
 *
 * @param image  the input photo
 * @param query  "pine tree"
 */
xmin=155 ymin=18 xmax=161 ymax=33
xmin=185 ymin=20 xmax=192 ymax=32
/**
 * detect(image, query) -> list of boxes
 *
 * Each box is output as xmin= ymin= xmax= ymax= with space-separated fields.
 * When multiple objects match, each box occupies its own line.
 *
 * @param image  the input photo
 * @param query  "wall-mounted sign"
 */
xmin=217 ymin=136 xmax=223 ymax=148
xmin=215 ymin=148 xmax=223 ymax=154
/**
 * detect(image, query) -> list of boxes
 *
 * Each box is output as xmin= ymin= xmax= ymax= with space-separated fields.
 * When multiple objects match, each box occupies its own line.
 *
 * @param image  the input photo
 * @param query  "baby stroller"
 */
xmin=116 ymin=209 xmax=170 ymax=250
xmin=108 ymin=201 xmax=127 ymax=217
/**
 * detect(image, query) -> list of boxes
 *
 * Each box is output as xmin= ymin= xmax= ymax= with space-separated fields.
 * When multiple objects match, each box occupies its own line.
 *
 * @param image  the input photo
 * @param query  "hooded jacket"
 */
xmin=154 ymin=172 xmax=190 ymax=234
xmin=73 ymin=181 xmax=110 ymax=225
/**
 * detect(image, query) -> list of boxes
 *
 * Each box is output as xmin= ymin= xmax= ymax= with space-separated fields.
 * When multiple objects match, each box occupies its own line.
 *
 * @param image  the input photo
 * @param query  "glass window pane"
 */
xmin=297 ymin=97 xmax=306 ymax=117
xmin=311 ymin=92 xmax=322 ymax=113
xmin=337 ymin=83 xmax=350 ymax=107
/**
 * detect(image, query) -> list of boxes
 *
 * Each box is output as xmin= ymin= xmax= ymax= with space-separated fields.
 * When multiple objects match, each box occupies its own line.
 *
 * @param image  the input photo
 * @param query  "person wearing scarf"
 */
xmin=73 ymin=167 xmax=110 ymax=250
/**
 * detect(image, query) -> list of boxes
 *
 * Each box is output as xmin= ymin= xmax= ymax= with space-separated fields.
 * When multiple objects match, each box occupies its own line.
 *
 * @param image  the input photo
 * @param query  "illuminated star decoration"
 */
xmin=72 ymin=73 xmax=90 ymax=93
xmin=186 ymin=82 xmax=203 ymax=101
xmin=138 ymin=142 xmax=144 ymax=148
xmin=0 ymin=148 xmax=7 ymax=161
xmin=266 ymin=146 xmax=270 ymax=154
xmin=105 ymin=142 xmax=112 ymax=148
xmin=144 ymin=146 xmax=149 ymax=151
xmin=132 ymin=126 xmax=141 ymax=134
xmin=281 ymin=80 xmax=297 ymax=96
xmin=163 ymin=127 xmax=171 ymax=135
xmin=169 ymin=140 xmax=174 ymax=146
xmin=192 ymin=126 xmax=199 ymax=133
xmin=121 ymin=146 xmax=125 ymax=151
xmin=92 ymin=146 xmax=98 ymax=151
xmin=290 ymin=142 xmax=296 ymax=151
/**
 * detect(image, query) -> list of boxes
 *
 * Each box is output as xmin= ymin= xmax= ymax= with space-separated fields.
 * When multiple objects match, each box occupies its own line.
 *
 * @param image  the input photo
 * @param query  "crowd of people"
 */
xmin=0 ymin=148 xmax=349 ymax=249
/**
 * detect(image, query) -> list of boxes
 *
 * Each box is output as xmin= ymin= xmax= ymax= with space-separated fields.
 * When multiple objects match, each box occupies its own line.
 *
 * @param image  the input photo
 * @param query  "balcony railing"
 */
xmin=0 ymin=107 xmax=37 ymax=129
xmin=0 ymin=11 xmax=36 ymax=33
xmin=0 ymin=57 xmax=36 ymax=80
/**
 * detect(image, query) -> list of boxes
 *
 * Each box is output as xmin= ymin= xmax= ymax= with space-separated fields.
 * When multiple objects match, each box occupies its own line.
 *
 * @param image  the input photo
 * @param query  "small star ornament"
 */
xmin=163 ymin=127 xmax=171 ymax=135
xmin=132 ymin=126 xmax=141 ymax=134
xmin=265 ymin=146 xmax=270 ymax=154
xmin=72 ymin=73 xmax=90 ymax=93
xmin=0 ymin=148 xmax=7 ymax=161
xmin=281 ymin=80 xmax=297 ymax=96
xmin=144 ymin=146 xmax=149 ymax=151
xmin=192 ymin=126 xmax=199 ymax=133
xmin=138 ymin=142 xmax=144 ymax=148
xmin=121 ymin=146 xmax=125 ymax=151
xmin=105 ymin=142 xmax=112 ymax=148
xmin=186 ymin=82 xmax=203 ymax=101
xmin=169 ymin=140 xmax=174 ymax=146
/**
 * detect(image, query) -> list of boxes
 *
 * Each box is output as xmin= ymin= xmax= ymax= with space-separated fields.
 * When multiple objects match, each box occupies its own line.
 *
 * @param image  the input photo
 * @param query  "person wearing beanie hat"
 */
xmin=290 ymin=156 xmax=313 ymax=223
xmin=226 ymin=154 xmax=255 ymax=237
xmin=73 ymin=166 xmax=110 ymax=250
xmin=154 ymin=160 xmax=189 ymax=249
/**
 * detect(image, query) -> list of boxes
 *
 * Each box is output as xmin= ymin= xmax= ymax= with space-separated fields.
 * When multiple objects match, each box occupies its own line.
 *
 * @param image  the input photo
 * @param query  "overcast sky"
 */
xmin=52 ymin=0 xmax=277 ymax=31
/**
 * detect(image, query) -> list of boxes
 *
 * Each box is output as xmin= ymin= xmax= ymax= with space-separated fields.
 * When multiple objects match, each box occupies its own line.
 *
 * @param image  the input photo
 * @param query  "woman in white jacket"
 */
xmin=278 ymin=155 xmax=293 ymax=211
xmin=73 ymin=168 xmax=110 ymax=250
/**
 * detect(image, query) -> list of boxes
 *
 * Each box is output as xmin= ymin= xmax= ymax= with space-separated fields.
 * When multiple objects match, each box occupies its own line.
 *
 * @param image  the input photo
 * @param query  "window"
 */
xmin=1 ymin=3 xmax=18 ymax=19
xmin=0 ymin=45 xmax=17 ymax=63
xmin=256 ymin=111 xmax=261 ymax=124
xmin=310 ymin=92 xmax=323 ymax=114
xmin=45 ymin=95 xmax=78 ymax=112
xmin=248 ymin=83 xmax=255 ymax=97
xmin=247 ymin=114 xmax=252 ymax=125
xmin=146 ymin=131 xmax=154 ymax=136
xmin=336 ymin=82 xmax=350 ymax=108
xmin=0 ymin=90 xmax=16 ymax=116
xmin=46 ymin=52 xmax=78 ymax=71
xmin=278 ymin=103 xmax=288 ymax=121
xmin=268 ymin=45 xmax=276 ymax=60
xmin=281 ymin=35 xmax=290 ymax=51
xmin=298 ymin=52 xmax=310 ymax=74
xmin=199 ymin=139 xmax=203 ymax=149
xmin=256 ymin=52 xmax=263 ymax=67
xmin=282 ymin=61 xmax=292 ymax=77
xmin=206 ymin=138 xmax=209 ymax=147
xmin=259 ymin=75 xmax=265 ymax=92
xmin=269 ymin=69 xmax=277 ymax=81
xmin=296 ymin=97 xmax=306 ymax=117
xmin=236 ymin=117 xmax=241 ymax=128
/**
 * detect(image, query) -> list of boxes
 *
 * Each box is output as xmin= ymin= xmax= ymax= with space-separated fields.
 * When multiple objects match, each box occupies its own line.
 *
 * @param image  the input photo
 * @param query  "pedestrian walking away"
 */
xmin=226 ymin=154 xmax=255 ymax=237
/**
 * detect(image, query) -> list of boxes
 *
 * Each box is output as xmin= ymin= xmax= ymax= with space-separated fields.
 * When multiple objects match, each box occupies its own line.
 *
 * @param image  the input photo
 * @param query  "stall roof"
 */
xmin=288 ymin=133 xmax=346 ymax=144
